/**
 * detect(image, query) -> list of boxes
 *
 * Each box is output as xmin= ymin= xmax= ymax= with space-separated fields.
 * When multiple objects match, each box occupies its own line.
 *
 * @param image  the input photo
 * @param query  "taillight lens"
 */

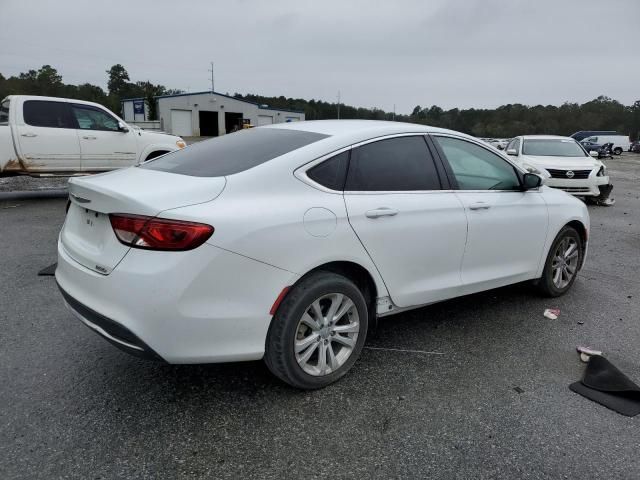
xmin=109 ymin=214 xmax=214 ymax=251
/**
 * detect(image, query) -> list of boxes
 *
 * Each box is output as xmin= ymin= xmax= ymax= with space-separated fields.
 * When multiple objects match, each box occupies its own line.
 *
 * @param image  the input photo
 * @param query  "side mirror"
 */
xmin=589 ymin=150 xmax=599 ymax=157
xmin=506 ymin=148 xmax=517 ymax=156
xmin=522 ymin=172 xmax=542 ymax=190
xmin=117 ymin=121 xmax=130 ymax=133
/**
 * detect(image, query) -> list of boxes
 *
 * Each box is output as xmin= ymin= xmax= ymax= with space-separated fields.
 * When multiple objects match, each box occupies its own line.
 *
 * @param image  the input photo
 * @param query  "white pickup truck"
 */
xmin=0 ymin=95 xmax=186 ymax=176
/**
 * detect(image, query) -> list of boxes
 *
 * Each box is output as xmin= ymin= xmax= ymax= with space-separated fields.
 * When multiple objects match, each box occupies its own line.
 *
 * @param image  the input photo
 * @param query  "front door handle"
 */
xmin=469 ymin=202 xmax=490 ymax=210
xmin=21 ymin=133 xmax=37 ymax=137
xmin=82 ymin=135 xmax=97 ymax=140
xmin=365 ymin=207 xmax=399 ymax=219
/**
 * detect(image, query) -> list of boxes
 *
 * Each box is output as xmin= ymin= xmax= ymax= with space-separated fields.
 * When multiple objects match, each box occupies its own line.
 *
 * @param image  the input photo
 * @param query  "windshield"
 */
xmin=522 ymin=139 xmax=586 ymax=157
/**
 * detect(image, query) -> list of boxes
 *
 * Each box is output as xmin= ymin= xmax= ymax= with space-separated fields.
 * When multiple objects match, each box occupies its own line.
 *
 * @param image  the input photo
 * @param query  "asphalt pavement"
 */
xmin=1 ymin=154 xmax=639 ymax=479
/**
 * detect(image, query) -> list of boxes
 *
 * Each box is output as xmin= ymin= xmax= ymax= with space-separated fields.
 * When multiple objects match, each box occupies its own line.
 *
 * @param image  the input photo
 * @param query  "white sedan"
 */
xmin=505 ymin=135 xmax=613 ymax=202
xmin=56 ymin=121 xmax=589 ymax=389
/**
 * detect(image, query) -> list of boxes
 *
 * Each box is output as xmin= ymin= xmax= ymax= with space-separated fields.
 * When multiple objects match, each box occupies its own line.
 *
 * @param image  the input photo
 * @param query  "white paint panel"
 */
xmin=170 ymin=109 xmax=193 ymax=136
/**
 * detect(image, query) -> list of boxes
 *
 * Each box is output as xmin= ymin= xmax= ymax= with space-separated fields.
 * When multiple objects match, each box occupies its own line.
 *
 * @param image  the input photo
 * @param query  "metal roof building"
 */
xmin=121 ymin=91 xmax=305 ymax=137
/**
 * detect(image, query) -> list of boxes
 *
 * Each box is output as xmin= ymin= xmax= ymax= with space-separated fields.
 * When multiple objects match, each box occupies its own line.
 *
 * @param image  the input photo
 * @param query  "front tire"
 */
xmin=264 ymin=271 xmax=368 ymax=389
xmin=537 ymin=226 xmax=583 ymax=297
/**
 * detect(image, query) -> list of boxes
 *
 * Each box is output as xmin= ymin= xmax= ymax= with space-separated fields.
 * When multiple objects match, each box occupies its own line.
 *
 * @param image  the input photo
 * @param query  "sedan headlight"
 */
xmin=176 ymin=140 xmax=187 ymax=149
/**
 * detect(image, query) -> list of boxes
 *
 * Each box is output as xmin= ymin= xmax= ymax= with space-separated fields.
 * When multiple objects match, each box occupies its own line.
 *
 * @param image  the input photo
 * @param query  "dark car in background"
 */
xmin=630 ymin=140 xmax=640 ymax=153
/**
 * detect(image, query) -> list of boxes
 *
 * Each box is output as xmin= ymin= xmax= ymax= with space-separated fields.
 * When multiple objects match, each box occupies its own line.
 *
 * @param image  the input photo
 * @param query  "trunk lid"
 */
xmin=61 ymin=167 xmax=225 ymax=274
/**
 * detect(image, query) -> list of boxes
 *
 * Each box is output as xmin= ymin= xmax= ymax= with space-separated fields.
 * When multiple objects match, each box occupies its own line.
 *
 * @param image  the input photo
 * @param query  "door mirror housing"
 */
xmin=117 ymin=121 xmax=130 ymax=133
xmin=589 ymin=150 xmax=599 ymax=157
xmin=506 ymin=148 xmax=518 ymax=156
xmin=522 ymin=172 xmax=542 ymax=190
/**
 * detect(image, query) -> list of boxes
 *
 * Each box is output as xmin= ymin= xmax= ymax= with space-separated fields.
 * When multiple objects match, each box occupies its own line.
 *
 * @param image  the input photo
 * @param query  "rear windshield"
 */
xmin=522 ymin=139 xmax=586 ymax=157
xmin=141 ymin=128 xmax=329 ymax=177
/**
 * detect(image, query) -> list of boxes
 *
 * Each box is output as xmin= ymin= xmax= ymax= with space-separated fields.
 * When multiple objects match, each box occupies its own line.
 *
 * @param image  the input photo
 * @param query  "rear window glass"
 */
xmin=23 ymin=100 xmax=74 ymax=128
xmin=142 ymin=128 xmax=329 ymax=177
xmin=307 ymin=151 xmax=349 ymax=191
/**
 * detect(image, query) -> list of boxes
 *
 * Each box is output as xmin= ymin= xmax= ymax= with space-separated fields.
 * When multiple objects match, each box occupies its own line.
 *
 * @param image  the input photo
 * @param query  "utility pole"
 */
xmin=337 ymin=91 xmax=341 ymax=120
xmin=208 ymin=62 xmax=215 ymax=92
xmin=393 ymin=104 xmax=396 ymax=121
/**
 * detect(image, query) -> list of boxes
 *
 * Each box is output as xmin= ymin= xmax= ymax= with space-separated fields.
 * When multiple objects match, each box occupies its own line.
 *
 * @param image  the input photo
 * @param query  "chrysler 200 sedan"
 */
xmin=56 ymin=121 xmax=589 ymax=389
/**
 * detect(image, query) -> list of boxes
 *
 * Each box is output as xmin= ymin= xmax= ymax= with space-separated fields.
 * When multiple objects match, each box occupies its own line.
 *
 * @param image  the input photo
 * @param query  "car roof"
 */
xmin=518 ymin=135 xmax=576 ymax=141
xmin=264 ymin=119 xmax=475 ymax=141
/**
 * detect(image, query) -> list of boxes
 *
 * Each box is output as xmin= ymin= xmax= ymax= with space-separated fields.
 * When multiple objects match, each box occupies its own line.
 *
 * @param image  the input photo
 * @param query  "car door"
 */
xmin=343 ymin=135 xmax=468 ymax=308
xmin=69 ymin=103 xmax=137 ymax=171
xmin=431 ymin=135 xmax=548 ymax=294
xmin=14 ymin=99 xmax=81 ymax=172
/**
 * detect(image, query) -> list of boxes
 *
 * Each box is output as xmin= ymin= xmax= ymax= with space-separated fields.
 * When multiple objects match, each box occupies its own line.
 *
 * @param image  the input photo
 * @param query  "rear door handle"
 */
xmin=469 ymin=202 xmax=490 ymax=210
xmin=21 ymin=133 xmax=37 ymax=137
xmin=365 ymin=207 xmax=399 ymax=219
xmin=82 ymin=135 xmax=97 ymax=140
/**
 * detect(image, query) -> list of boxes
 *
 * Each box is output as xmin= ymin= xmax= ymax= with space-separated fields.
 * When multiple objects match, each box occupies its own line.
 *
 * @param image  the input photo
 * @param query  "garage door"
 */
xmin=170 ymin=110 xmax=193 ymax=136
xmin=257 ymin=115 xmax=273 ymax=126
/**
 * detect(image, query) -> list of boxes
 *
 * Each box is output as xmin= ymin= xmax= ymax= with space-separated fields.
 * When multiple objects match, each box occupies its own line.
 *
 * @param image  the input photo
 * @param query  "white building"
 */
xmin=121 ymin=91 xmax=305 ymax=137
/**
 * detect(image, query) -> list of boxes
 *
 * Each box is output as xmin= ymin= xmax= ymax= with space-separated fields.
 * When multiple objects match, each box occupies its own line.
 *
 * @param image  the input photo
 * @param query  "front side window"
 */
xmin=0 ymin=99 xmax=9 ymax=125
xmin=345 ymin=136 xmax=441 ymax=191
xmin=71 ymin=104 xmax=119 ymax=131
xmin=506 ymin=138 xmax=521 ymax=153
xmin=434 ymin=136 xmax=521 ymax=191
xmin=522 ymin=139 xmax=587 ymax=157
xmin=307 ymin=151 xmax=349 ymax=191
xmin=23 ymin=100 xmax=74 ymax=129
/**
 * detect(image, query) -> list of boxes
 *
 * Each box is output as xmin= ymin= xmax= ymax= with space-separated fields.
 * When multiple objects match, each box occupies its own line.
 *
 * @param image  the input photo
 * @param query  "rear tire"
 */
xmin=537 ymin=226 xmax=583 ymax=297
xmin=264 ymin=271 xmax=368 ymax=389
xmin=613 ymin=147 xmax=622 ymax=155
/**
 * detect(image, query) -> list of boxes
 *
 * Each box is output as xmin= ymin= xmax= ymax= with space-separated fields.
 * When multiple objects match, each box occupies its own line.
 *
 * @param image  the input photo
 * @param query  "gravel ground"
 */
xmin=0 ymin=153 xmax=639 ymax=479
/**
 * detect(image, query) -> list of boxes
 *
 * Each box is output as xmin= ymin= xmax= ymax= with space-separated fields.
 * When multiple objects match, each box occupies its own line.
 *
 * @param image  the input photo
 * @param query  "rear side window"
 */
xmin=142 ymin=128 xmax=329 ymax=177
xmin=23 ymin=100 xmax=74 ymax=129
xmin=346 ymin=136 xmax=441 ymax=191
xmin=307 ymin=151 xmax=349 ymax=190
xmin=0 ymin=99 xmax=9 ymax=125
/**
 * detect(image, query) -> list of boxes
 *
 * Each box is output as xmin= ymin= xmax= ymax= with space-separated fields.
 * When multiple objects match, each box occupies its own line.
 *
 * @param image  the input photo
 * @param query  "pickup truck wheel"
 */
xmin=145 ymin=151 xmax=169 ymax=161
xmin=537 ymin=226 xmax=582 ymax=297
xmin=264 ymin=271 xmax=368 ymax=389
xmin=613 ymin=147 xmax=622 ymax=155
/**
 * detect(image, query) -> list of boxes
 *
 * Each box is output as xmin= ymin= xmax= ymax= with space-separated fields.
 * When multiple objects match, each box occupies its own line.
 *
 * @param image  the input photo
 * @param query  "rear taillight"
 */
xmin=109 ymin=214 xmax=214 ymax=251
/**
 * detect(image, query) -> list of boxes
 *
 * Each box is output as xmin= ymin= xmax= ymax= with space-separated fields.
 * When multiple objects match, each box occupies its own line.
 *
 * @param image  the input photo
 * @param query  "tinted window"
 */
xmin=142 ymin=128 xmax=329 ymax=177
xmin=23 ymin=100 xmax=74 ymax=128
xmin=307 ymin=151 xmax=349 ymax=190
xmin=434 ymin=136 xmax=520 ymax=190
xmin=71 ymin=104 xmax=119 ymax=131
xmin=0 ymin=99 xmax=9 ymax=125
xmin=345 ymin=136 xmax=440 ymax=191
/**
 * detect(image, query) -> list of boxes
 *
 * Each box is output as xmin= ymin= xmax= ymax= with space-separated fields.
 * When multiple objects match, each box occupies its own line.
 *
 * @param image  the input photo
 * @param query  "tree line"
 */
xmin=1 ymin=65 xmax=638 ymax=139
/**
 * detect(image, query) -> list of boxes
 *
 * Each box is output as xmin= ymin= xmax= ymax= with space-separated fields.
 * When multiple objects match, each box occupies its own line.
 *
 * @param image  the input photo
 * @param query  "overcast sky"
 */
xmin=1 ymin=0 xmax=638 ymax=113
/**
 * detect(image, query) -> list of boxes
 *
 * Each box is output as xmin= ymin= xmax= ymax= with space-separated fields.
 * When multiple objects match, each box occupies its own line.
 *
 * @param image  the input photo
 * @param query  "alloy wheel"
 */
xmin=294 ymin=293 xmax=360 ymax=376
xmin=551 ymin=237 xmax=579 ymax=289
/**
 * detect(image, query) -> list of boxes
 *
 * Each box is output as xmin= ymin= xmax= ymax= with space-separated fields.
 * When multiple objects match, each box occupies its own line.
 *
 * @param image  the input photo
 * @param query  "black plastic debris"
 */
xmin=570 ymin=355 xmax=640 ymax=417
xmin=38 ymin=263 xmax=57 ymax=276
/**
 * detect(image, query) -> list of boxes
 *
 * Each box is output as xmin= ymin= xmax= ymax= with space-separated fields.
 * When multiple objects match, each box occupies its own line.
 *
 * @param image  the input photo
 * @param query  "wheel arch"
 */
xmin=275 ymin=260 xmax=382 ymax=330
xmin=561 ymin=220 xmax=588 ymax=270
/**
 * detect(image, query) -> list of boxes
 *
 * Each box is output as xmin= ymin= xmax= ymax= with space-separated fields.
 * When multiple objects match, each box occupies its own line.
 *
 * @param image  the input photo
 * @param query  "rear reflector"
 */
xmin=109 ymin=214 xmax=214 ymax=251
xmin=269 ymin=286 xmax=291 ymax=316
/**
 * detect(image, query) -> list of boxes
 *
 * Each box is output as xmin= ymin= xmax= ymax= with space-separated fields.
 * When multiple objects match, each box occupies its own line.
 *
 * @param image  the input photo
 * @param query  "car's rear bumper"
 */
xmin=55 ymin=238 xmax=297 ymax=363
xmin=58 ymin=284 xmax=165 ymax=361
